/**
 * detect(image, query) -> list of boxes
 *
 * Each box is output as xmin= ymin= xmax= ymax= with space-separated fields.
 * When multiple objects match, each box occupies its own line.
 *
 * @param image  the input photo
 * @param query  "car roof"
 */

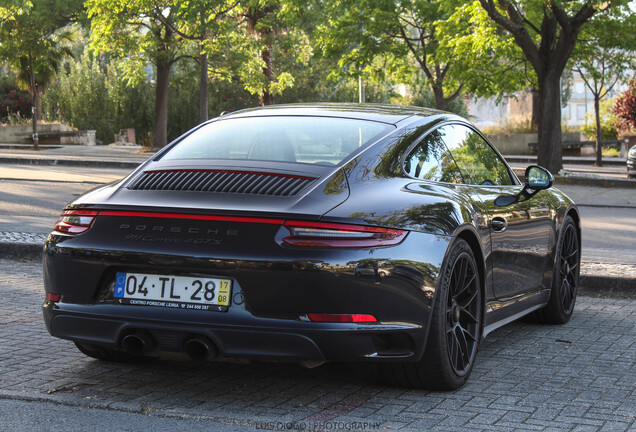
xmin=220 ymin=103 xmax=444 ymax=126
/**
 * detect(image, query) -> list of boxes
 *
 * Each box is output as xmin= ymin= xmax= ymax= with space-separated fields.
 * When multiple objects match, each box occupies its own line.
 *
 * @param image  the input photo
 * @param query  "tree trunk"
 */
xmin=28 ymin=54 xmax=38 ymax=151
xmin=31 ymin=93 xmax=39 ymax=151
xmin=199 ymin=42 xmax=209 ymax=123
xmin=154 ymin=60 xmax=171 ymax=150
xmin=594 ymin=95 xmax=602 ymax=166
xmin=531 ymin=88 xmax=539 ymax=130
xmin=433 ymin=83 xmax=446 ymax=111
xmin=260 ymin=39 xmax=274 ymax=106
xmin=536 ymin=71 xmax=563 ymax=174
xmin=34 ymin=87 xmax=42 ymax=121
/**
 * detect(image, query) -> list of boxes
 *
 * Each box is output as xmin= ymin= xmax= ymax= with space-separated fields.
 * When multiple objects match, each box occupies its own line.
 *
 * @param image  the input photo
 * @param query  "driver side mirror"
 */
xmin=525 ymin=165 xmax=553 ymax=190
xmin=495 ymin=165 xmax=553 ymax=207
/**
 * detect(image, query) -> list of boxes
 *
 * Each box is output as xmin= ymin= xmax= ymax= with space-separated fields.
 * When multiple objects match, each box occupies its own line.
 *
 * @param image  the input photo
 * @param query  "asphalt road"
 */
xmin=0 ymin=260 xmax=634 ymax=431
xmin=1 ymin=163 xmax=634 ymax=264
xmin=577 ymin=207 xmax=636 ymax=264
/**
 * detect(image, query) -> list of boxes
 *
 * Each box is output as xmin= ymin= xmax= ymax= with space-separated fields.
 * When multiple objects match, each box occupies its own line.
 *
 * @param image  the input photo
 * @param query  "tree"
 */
xmin=156 ymin=0 xmax=238 ymax=123
xmin=0 ymin=0 xmax=31 ymax=27
xmin=0 ymin=0 xmax=82 ymax=149
xmin=574 ymin=13 xmax=636 ymax=166
xmin=317 ymin=0 xmax=524 ymax=110
xmin=613 ymin=79 xmax=636 ymax=133
xmin=14 ymin=30 xmax=74 ymax=122
xmin=87 ymin=0 xmax=190 ymax=149
xmin=235 ymin=0 xmax=310 ymax=105
xmin=474 ymin=0 xmax=633 ymax=174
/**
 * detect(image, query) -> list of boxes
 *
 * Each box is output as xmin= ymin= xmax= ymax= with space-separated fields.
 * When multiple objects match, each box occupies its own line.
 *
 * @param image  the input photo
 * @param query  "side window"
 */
xmin=403 ymin=129 xmax=463 ymax=183
xmin=439 ymin=124 xmax=513 ymax=186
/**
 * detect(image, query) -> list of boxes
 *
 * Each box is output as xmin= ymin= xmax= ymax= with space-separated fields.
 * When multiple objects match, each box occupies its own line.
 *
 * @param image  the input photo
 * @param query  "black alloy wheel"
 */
xmin=382 ymin=238 xmax=482 ymax=390
xmin=558 ymin=222 xmax=578 ymax=315
xmin=445 ymin=249 xmax=481 ymax=376
xmin=535 ymin=215 xmax=580 ymax=324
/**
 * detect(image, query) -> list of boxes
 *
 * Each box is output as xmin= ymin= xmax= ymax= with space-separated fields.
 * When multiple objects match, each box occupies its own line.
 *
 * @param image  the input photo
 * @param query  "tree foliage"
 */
xmin=86 ymin=0 xmax=191 ymax=149
xmin=0 ymin=0 xmax=32 ymax=27
xmin=572 ymin=9 xmax=636 ymax=164
xmin=234 ymin=0 xmax=314 ymax=105
xmin=157 ymin=0 xmax=238 ymax=121
xmin=470 ymin=0 xmax=634 ymax=173
xmin=42 ymin=46 xmax=155 ymax=144
xmin=613 ymin=79 xmax=636 ymax=133
xmin=0 ymin=0 xmax=82 ymax=148
xmin=317 ymin=0 xmax=524 ymax=110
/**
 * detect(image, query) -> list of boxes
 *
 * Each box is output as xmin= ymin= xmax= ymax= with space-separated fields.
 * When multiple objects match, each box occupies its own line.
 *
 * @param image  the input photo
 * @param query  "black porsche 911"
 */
xmin=43 ymin=104 xmax=580 ymax=390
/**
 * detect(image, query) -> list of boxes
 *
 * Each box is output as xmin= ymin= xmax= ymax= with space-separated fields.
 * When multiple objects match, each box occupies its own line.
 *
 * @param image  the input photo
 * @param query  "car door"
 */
xmin=438 ymin=124 xmax=554 ymax=300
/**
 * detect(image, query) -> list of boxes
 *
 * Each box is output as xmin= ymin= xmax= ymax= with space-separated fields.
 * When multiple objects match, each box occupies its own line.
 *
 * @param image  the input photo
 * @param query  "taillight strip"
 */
xmin=283 ymin=220 xmax=404 ymax=234
xmin=55 ymin=209 xmax=408 ymax=246
xmin=53 ymin=210 xmax=99 ymax=235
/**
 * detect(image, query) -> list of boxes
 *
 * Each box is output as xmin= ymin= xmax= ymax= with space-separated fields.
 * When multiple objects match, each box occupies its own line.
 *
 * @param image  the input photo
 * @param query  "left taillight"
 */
xmin=53 ymin=210 xmax=98 ymax=235
xmin=282 ymin=221 xmax=407 ymax=248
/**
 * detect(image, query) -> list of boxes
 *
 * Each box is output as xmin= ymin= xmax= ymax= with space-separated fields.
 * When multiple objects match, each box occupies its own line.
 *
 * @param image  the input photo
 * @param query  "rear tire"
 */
xmin=74 ymin=342 xmax=156 ymax=363
xmin=382 ymin=239 xmax=482 ymax=390
xmin=534 ymin=215 xmax=580 ymax=324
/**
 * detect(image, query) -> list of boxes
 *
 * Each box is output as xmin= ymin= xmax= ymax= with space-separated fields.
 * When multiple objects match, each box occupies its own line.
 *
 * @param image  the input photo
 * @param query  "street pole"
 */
xmin=358 ymin=75 xmax=365 ymax=103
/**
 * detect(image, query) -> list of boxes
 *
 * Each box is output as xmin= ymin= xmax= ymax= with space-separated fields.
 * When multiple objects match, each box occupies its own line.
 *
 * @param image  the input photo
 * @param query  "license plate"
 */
xmin=115 ymin=272 xmax=232 ymax=311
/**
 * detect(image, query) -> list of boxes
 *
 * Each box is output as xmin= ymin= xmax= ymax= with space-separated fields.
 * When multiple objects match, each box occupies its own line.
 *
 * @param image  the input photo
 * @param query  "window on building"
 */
xmin=575 ymin=81 xmax=585 ymax=95
xmin=577 ymin=104 xmax=587 ymax=120
xmin=562 ymin=105 xmax=570 ymax=119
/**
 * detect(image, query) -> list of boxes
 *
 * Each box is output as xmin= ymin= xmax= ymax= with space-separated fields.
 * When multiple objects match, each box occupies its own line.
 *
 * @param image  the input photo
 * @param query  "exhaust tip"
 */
xmin=121 ymin=333 xmax=155 ymax=356
xmin=184 ymin=337 xmax=218 ymax=362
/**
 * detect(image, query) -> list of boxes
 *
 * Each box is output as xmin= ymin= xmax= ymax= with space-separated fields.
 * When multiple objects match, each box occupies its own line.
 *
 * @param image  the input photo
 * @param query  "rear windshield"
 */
xmin=161 ymin=116 xmax=394 ymax=166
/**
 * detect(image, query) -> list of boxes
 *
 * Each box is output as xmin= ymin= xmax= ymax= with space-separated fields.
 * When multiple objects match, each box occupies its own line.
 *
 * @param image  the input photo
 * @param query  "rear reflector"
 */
xmin=307 ymin=313 xmax=378 ymax=323
xmin=283 ymin=221 xmax=406 ymax=248
xmin=45 ymin=293 xmax=61 ymax=302
xmin=53 ymin=210 xmax=98 ymax=235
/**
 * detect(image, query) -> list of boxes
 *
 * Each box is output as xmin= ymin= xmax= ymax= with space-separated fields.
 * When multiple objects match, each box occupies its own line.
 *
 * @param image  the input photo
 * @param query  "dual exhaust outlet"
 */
xmin=120 ymin=333 xmax=218 ymax=362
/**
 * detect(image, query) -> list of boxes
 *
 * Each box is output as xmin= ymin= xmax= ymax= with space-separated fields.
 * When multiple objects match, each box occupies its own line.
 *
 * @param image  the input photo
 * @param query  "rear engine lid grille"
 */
xmin=128 ymin=170 xmax=316 ymax=196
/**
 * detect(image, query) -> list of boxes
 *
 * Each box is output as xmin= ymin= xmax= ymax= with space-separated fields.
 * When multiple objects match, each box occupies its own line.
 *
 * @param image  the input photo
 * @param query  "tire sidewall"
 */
xmin=547 ymin=215 xmax=579 ymax=323
xmin=427 ymin=238 xmax=482 ymax=389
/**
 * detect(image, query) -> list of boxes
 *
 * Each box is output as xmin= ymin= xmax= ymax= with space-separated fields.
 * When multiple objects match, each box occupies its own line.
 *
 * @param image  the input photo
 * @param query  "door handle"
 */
xmin=491 ymin=217 xmax=507 ymax=232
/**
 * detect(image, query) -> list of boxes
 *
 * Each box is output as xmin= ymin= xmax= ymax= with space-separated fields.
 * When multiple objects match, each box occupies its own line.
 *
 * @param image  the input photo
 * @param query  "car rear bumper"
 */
xmin=43 ymin=301 xmax=425 ymax=362
xmin=42 ymin=228 xmax=449 ymax=362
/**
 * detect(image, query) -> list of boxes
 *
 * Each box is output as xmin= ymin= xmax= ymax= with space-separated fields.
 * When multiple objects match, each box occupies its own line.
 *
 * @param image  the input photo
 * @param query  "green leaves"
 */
xmin=317 ymin=0 xmax=527 ymax=109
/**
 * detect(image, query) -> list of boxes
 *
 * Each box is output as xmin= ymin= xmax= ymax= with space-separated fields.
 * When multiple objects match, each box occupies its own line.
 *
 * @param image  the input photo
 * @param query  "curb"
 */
xmin=579 ymin=275 xmax=636 ymax=299
xmin=0 ymin=156 xmax=142 ymax=170
xmin=504 ymin=155 xmax=627 ymax=166
xmin=554 ymin=176 xmax=636 ymax=188
xmin=510 ymin=168 xmax=635 ymax=188
xmin=0 ymin=242 xmax=43 ymax=261
xmin=2 ymin=242 xmax=633 ymax=298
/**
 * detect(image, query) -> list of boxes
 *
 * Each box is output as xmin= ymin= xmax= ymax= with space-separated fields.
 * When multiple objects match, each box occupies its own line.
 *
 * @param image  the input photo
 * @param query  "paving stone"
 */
xmin=0 ymin=259 xmax=635 ymax=431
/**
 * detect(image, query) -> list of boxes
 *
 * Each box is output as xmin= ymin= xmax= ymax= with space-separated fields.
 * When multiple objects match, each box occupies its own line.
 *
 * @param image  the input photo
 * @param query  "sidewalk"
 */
xmin=0 ymin=143 xmax=148 ymax=168
xmin=0 ymin=144 xmax=634 ymax=296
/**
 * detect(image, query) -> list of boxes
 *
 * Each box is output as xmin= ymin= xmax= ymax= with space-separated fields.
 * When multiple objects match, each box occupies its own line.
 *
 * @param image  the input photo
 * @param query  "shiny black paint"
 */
xmin=43 ymin=104 xmax=580 ymax=363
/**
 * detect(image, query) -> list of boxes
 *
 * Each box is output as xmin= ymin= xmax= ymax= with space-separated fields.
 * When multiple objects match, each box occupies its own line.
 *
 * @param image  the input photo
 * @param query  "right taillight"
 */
xmin=282 ymin=220 xmax=407 ymax=247
xmin=53 ymin=210 xmax=98 ymax=235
